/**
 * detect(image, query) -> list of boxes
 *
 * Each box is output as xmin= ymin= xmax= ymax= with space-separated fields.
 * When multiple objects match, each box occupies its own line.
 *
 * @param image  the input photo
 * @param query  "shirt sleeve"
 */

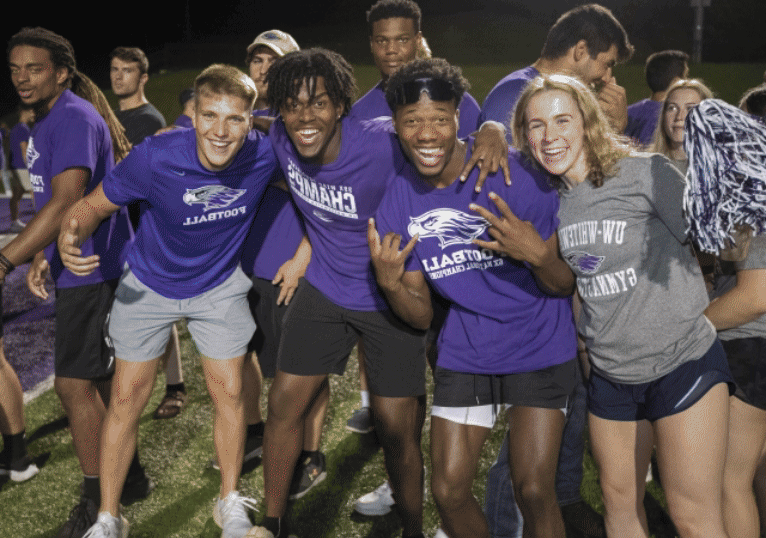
xmin=49 ymin=114 xmax=104 ymax=179
xmin=503 ymin=155 xmax=560 ymax=242
xmin=458 ymin=93 xmax=481 ymax=136
xmin=101 ymin=139 xmax=150 ymax=206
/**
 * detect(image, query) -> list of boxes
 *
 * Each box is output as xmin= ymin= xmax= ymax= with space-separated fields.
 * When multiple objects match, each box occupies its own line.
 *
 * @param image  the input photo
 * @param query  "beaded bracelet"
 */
xmin=0 ymin=253 xmax=15 ymax=274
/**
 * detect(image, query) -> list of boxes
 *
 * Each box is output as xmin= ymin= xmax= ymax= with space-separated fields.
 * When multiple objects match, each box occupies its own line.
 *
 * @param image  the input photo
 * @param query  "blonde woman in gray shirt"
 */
xmin=507 ymin=74 xmax=734 ymax=538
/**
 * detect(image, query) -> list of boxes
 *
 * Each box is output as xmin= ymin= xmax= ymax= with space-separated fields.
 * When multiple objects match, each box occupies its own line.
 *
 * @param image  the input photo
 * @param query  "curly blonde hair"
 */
xmin=511 ymin=74 xmax=632 ymax=187
xmin=649 ymin=78 xmax=714 ymax=158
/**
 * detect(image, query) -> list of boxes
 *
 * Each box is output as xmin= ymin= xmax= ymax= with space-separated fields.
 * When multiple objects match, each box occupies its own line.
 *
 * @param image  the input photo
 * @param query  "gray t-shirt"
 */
xmin=557 ymin=154 xmax=716 ymax=383
xmin=710 ymin=234 xmax=766 ymax=340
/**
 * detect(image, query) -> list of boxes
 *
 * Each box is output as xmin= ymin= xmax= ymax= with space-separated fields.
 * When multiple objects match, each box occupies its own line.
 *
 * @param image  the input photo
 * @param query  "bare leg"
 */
xmin=589 ymin=413 xmax=652 ymax=538
xmin=243 ymin=352 xmax=263 ymax=426
xmin=0 ymin=343 xmax=25 ymax=434
xmin=99 ymin=357 xmax=160 ymax=516
xmin=370 ymin=393 xmax=426 ymax=536
xmin=723 ymin=396 xmax=766 ymax=538
xmin=754 ymin=441 xmax=766 ymax=532
xmin=303 ymin=378 xmax=329 ymax=451
xmin=654 ymin=383 xmax=729 ymax=538
xmin=507 ymin=406 xmax=566 ymax=538
xmin=264 ymin=371 xmax=327 ymax=518
xmin=9 ymin=180 xmax=24 ymax=223
xmin=430 ymin=416 xmax=491 ymax=538
xmin=202 ymin=355 xmax=246 ymax=498
xmin=162 ymin=324 xmax=183 ymax=385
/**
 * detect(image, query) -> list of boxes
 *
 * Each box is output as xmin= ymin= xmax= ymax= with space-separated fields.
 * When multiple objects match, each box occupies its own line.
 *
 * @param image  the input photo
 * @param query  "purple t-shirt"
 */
xmin=102 ymin=128 xmax=278 ymax=299
xmin=351 ymin=81 xmax=482 ymax=138
xmin=479 ymin=65 xmax=540 ymax=142
xmin=173 ymin=114 xmax=193 ymax=129
xmin=376 ymin=147 xmax=576 ymax=374
xmin=27 ymin=89 xmax=130 ymax=288
xmin=9 ymin=122 xmax=30 ymax=170
xmin=625 ymin=98 xmax=662 ymax=147
xmin=269 ymin=115 xmax=405 ymax=311
xmin=242 ymin=184 xmax=305 ymax=280
xmin=240 ymin=108 xmax=306 ymax=280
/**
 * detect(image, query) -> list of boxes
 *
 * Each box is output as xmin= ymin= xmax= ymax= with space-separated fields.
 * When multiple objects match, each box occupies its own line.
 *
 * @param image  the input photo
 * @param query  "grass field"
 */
xmin=1 ymin=320 xmax=685 ymax=538
xmin=3 ymin=61 xmax=763 ymax=537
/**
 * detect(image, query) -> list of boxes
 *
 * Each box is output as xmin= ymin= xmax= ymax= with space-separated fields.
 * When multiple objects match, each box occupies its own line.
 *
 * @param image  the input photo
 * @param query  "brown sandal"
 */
xmin=153 ymin=390 xmax=187 ymax=419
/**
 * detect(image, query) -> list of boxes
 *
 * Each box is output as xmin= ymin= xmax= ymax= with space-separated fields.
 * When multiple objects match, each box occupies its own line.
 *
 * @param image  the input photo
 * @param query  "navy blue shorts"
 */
xmin=588 ymin=339 xmax=734 ymax=422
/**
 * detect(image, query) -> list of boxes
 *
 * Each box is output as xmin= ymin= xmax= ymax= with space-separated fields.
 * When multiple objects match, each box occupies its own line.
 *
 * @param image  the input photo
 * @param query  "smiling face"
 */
xmin=524 ymin=89 xmax=590 ymax=187
xmin=370 ymin=17 xmax=421 ymax=80
xmin=8 ymin=45 xmax=68 ymax=114
xmin=248 ymin=46 xmax=279 ymax=103
xmin=394 ymin=93 xmax=463 ymax=187
xmin=280 ymin=77 xmax=344 ymax=165
xmin=110 ymin=57 xmax=146 ymax=99
xmin=192 ymin=90 xmax=252 ymax=171
xmin=663 ymin=87 xmax=703 ymax=153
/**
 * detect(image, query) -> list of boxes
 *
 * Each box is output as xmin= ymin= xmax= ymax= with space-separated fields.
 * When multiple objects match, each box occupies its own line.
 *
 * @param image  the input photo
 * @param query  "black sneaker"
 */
xmin=54 ymin=495 xmax=98 ymax=538
xmin=346 ymin=407 xmax=374 ymax=434
xmin=120 ymin=468 xmax=155 ymax=505
xmin=210 ymin=431 xmax=264 ymax=471
xmin=0 ymin=454 xmax=39 ymax=482
xmin=288 ymin=452 xmax=326 ymax=500
xmin=561 ymin=500 xmax=606 ymax=538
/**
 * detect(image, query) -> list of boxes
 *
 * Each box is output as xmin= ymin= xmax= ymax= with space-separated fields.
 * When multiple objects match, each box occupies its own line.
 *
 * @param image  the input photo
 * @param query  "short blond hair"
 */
xmin=512 ymin=74 xmax=632 ymax=187
xmin=194 ymin=64 xmax=257 ymax=110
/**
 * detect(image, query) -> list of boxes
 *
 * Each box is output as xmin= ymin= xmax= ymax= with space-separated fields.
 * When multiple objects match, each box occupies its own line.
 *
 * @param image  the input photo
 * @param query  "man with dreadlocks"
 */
xmin=6 ymin=27 xmax=147 ymax=538
xmin=259 ymin=47 xmax=508 ymax=538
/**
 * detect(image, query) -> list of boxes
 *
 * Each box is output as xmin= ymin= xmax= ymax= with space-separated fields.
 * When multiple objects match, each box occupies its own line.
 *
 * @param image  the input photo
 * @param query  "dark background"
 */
xmin=2 ymin=0 xmax=765 ymax=116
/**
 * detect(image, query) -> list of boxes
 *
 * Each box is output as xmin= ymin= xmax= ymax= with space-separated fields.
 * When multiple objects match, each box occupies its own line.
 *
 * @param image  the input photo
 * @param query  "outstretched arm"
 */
xmin=367 ymin=218 xmax=432 ymax=330
xmin=471 ymin=192 xmax=575 ymax=296
xmin=57 ymin=182 xmax=120 ymax=276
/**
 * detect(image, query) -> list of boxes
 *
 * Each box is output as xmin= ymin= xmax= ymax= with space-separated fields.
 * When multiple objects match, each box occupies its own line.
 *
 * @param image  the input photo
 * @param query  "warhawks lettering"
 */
xmin=287 ymin=159 xmax=358 ymax=219
xmin=558 ymin=220 xmax=626 ymax=249
xmin=183 ymin=185 xmax=246 ymax=211
xmin=408 ymin=208 xmax=488 ymax=249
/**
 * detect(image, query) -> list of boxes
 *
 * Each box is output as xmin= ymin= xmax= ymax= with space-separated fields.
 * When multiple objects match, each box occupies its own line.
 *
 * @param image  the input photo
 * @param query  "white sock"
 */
xmin=360 ymin=390 xmax=370 ymax=409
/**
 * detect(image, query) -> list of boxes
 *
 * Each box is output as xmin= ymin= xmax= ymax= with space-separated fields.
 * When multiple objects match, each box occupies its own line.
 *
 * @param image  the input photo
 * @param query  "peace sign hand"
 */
xmin=470 ymin=192 xmax=547 ymax=266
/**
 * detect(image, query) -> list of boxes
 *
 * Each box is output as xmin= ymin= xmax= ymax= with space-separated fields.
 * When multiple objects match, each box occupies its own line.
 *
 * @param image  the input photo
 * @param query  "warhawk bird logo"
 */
xmin=407 ymin=209 xmax=488 ymax=249
xmin=564 ymin=251 xmax=605 ymax=274
xmin=182 ymin=185 xmax=246 ymax=211
xmin=26 ymin=138 xmax=40 ymax=169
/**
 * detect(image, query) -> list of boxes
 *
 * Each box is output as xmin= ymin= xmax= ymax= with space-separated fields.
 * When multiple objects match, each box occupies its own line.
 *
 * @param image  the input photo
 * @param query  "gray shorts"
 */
xmin=108 ymin=266 xmax=255 ymax=361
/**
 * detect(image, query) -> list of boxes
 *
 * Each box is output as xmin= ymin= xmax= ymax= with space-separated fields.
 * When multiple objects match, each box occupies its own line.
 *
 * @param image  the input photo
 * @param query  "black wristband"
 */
xmin=0 ymin=253 xmax=15 ymax=273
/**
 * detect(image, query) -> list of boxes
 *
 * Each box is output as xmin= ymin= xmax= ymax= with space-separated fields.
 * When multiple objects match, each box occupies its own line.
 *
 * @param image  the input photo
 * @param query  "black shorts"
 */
xmin=55 ymin=279 xmax=118 ymax=380
xmin=588 ymin=339 xmax=735 ymax=422
xmin=432 ymin=358 xmax=578 ymax=410
xmin=724 ymin=337 xmax=766 ymax=411
xmin=278 ymin=279 xmax=427 ymax=397
xmin=247 ymin=276 xmax=289 ymax=378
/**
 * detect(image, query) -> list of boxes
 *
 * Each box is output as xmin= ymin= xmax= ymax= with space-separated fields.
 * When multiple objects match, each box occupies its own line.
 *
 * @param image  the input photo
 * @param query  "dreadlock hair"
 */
xmin=7 ymin=27 xmax=131 ymax=162
xmin=384 ymin=57 xmax=469 ymax=112
xmin=266 ymin=48 xmax=356 ymax=117
xmin=367 ymin=0 xmax=422 ymax=34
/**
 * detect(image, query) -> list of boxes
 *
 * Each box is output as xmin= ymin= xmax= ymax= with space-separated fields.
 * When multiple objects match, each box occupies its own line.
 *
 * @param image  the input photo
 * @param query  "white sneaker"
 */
xmin=353 ymin=481 xmax=395 ymax=516
xmin=9 ymin=220 xmax=25 ymax=233
xmin=82 ymin=512 xmax=129 ymax=538
xmin=213 ymin=491 xmax=260 ymax=538
xmin=434 ymin=529 xmax=449 ymax=538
